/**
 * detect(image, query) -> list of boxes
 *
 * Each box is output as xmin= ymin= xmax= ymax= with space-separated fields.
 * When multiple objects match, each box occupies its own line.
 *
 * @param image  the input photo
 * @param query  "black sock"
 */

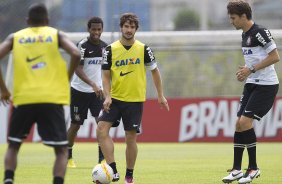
xmin=4 ymin=170 xmax=14 ymax=184
xmin=243 ymin=128 xmax=257 ymax=169
xmin=126 ymin=169 xmax=134 ymax=177
xmin=98 ymin=146 xmax=104 ymax=163
xmin=233 ymin=131 xmax=245 ymax=170
xmin=53 ymin=176 xmax=64 ymax=184
xmin=109 ymin=162 xmax=118 ymax=174
xmin=68 ymin=147 xmax=72 ymax=159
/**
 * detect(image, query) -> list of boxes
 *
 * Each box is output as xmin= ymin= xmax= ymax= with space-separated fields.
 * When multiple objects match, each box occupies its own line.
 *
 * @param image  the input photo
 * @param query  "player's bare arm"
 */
xmin=236 ymin=48 xmax=280 ymax=82
xmin=151 ymin=67 xmax=169 ymax=111
xmin=102 ymin=70 xmax=112 ymax=112
xmin=0 ymin=67 xmax=11 ymax=105
xmin=0 ymin=34 xmax=13 ymax=60
xmin=75 ymin=65 xmax=103 ymax=99
xmin=252 ymin=48 xmax=280 ymax=71
xmin=58 ymin=31 xmax=80 ymax=80
xmin=0 ymin=34 xmax=13 ymax=105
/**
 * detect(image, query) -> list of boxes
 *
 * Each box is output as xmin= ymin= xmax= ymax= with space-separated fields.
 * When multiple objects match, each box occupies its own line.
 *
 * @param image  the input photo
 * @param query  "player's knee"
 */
xmin=237 ymin=119 xmax=252 ymax=131
xmin=125 ymin=131 xmax=137 ymax=143
xmin=96 ymin=122 xmax=109 ymax=138
xmin=70 ymin=122 xmax=80 ymax=131
xmin=54 ymin=146 xmax=68 ymax=157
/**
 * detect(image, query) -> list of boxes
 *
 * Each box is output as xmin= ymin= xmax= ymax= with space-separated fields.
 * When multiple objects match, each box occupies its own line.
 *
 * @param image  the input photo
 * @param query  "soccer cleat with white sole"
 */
xmin=67 ymin=158 xmax=76 ymax=168
xmin=238 ymin=168 xmax=260 ymax=184
xmin=222 ymin=169 xmax=243 ymax=183
xmin=124 ymin=176 xmax=134 ymax=184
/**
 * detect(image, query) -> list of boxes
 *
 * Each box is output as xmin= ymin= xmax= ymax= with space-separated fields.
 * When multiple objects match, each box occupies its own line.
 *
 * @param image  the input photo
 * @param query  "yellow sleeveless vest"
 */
xmin=110 ymin=40 xmax=146 ymax=102
xmin=13 ymin=26 xmax=70 ymax=105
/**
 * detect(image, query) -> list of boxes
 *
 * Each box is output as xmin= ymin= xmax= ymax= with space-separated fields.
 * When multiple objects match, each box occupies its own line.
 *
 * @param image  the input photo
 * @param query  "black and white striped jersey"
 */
xmin=242 ymin=23 xmax=279 ymax=85
xmin=71 ymin=37 xmax=107 ymax=92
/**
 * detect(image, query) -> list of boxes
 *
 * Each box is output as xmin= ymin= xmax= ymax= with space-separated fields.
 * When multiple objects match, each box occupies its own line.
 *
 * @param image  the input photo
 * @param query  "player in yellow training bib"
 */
xmin=0 ymin=3 xmax=80 ymax=184
xmin=96 ymin=13 xmax=170 ymax=184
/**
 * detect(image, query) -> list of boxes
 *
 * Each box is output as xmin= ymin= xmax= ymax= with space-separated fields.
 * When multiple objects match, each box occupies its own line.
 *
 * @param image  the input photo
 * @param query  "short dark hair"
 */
xmin=119 ymin=13 xmax=139 ymax=30
xmin=28 ymin=3 xmax=48 ymax=25
xmin=87 ymin=17 xmax=103 ymax=29
xmin=227 ymin=0 xmax=252 ymax=20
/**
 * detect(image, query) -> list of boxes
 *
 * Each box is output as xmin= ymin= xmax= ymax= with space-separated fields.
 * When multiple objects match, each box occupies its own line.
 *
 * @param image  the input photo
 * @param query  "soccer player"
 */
xmin=0 ymin=3 xmax=80 ymax=184
xmin=96 ymin=13 xmax=170 ymax=184
xmin=223 ymin=1 xmax=280 ymax=183
xmin=67 ymin=16 xmax=107 ymax=168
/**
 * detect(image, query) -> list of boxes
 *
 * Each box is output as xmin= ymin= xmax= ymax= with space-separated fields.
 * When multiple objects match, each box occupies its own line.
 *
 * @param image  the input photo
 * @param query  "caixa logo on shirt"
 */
xmin=242 ymin=48 xmax=253 ymax=55
xmin=115 ymin=58 xmax=140 ymax=66
xmin=88 ymin=59 xmax=102 ymax=65
xmin=18 ymin=35 xmax=53 ymax=44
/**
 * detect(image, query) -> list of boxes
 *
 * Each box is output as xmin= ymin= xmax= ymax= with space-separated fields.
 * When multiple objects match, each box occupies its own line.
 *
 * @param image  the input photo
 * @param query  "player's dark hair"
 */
xmin=87 ymin=17 xmax=104 ymax=29
xmin=227 ymin=0 xmax=252 ymax=20
xmin=119 ymin=13 xmax=139 ymax=30
xmin=28 ymin=3 xmax=48 ymax=25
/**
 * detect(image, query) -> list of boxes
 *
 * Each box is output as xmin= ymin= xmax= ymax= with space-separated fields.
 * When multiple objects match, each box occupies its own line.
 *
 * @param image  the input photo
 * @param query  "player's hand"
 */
xmin=158 ymin=96 xmax=169 ymax=111
xmin=103 ymin=96 xmax=112 ymax=113
xmin=236 ymin=65 xmax=251 ymax=82
xmin=0 ymin=88 xmax=11 ymax=106
xmin=92 ymin=85 xmax=104 ymax=100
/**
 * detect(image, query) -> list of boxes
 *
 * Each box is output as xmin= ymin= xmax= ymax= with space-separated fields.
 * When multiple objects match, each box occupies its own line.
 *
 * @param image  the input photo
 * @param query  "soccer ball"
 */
xmin=92 ymin=163 xmax=114 ymax=184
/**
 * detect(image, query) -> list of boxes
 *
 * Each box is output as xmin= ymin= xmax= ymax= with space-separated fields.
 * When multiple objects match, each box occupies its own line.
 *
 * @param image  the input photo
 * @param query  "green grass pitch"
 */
xmin=0 ymin=143 xmax=282 ymax=183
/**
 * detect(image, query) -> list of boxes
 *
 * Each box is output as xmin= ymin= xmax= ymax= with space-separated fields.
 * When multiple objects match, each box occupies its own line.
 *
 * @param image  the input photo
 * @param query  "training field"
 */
xmin=0 ymin=143 xmax=281 ymax=184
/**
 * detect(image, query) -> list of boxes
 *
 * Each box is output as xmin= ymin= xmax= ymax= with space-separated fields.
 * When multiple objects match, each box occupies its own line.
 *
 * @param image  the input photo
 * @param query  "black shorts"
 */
xmin=8 ymin=104 xmax=67 ymax=147
xmin=70 ymin=87 xmax=103 ymax=125
xmin=98 ymin=98 xmax=143 ymax=132
xmin=237 ymin=83 xmax=279 ymax=120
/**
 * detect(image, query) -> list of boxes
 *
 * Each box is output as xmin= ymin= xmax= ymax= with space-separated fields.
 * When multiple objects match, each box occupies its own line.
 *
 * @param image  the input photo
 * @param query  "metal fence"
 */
xmin=1 ymin=0 xmax=282 ymax=98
